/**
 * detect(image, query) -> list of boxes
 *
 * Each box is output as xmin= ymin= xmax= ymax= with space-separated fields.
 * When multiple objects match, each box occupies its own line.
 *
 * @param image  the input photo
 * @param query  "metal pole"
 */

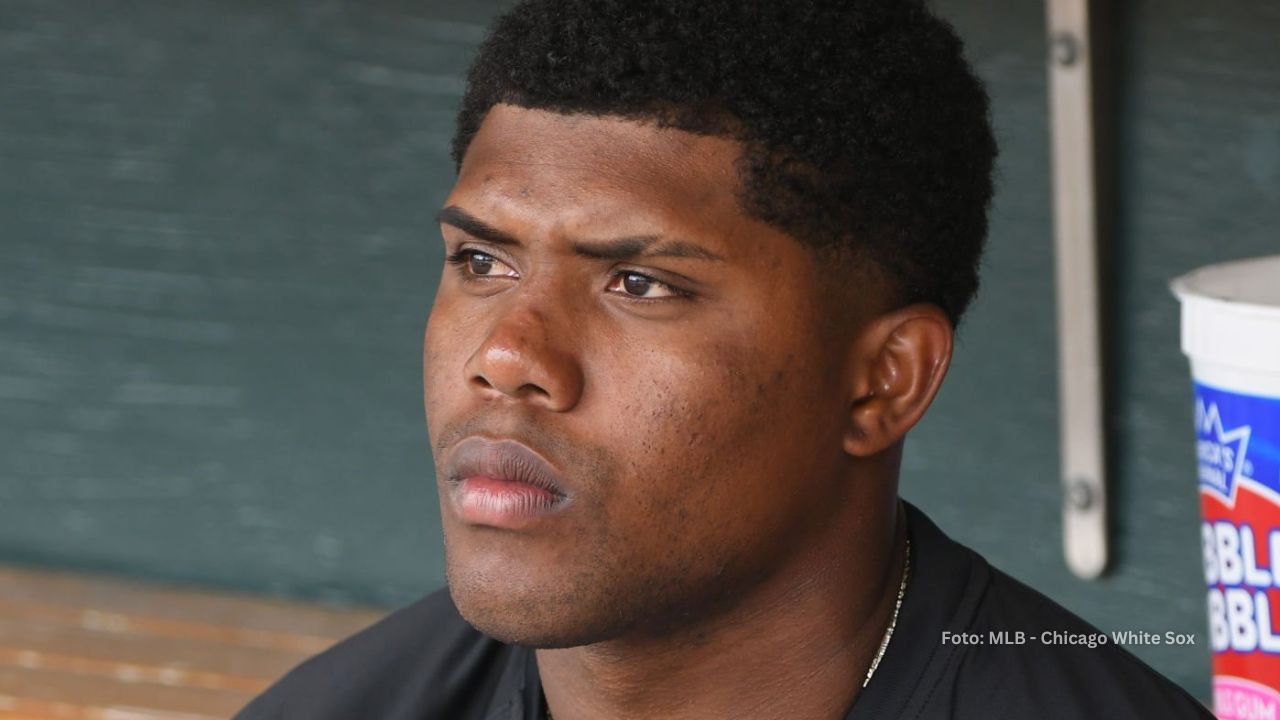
xmin=1047 ymin=0 xmax=1109 ymax=579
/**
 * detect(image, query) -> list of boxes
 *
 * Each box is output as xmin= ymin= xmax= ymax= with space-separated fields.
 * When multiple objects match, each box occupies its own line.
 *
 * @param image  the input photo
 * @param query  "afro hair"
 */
xmin=452 ymin=0 xmax=998 ymax=326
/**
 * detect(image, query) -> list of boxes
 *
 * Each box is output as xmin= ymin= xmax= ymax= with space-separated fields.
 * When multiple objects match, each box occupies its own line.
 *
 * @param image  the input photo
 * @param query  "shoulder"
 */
xmin=932 ymin=557 xmax=1213 ymax=719
xmin=235 ymin=587 xmax=517 ymax=720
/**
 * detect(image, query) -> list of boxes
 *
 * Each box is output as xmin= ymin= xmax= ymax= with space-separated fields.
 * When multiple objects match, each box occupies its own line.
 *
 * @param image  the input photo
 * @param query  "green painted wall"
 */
xmin=2 ymin=0 xmax=1277 ymax=702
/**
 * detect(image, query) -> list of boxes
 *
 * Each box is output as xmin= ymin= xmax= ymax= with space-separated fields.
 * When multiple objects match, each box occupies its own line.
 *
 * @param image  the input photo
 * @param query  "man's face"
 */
xmin=425 ymin=104 xmax=866 ymax=647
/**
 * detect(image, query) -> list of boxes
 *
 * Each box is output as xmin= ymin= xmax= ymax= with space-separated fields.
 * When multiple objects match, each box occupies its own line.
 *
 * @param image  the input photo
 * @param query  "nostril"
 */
xmin=515 ymin=383 xmax=551 ymax=401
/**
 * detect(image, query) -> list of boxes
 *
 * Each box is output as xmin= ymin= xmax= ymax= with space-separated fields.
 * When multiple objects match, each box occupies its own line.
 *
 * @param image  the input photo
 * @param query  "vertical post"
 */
xmin=1047 ymin=0 xmax=1108 ymax=579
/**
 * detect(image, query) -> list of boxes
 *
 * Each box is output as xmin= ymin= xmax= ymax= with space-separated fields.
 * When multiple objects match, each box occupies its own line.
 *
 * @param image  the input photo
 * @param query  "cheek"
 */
xmin=592 ymin=340 xmax=809 ymax=543
xmin=423 ymin=291 xmax=466 ymax=363
xmin=422 ymin=315 xmax=444 ymax=399
xmin=422 ymin=300 xmax=474 ymax=442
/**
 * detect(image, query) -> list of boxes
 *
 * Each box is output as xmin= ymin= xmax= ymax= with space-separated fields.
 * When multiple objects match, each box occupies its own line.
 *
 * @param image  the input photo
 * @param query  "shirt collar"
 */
xmin=485 ymin=644 xmax=542 ymax=720
xmin=843 ymin=501 xmax=986 ymax=719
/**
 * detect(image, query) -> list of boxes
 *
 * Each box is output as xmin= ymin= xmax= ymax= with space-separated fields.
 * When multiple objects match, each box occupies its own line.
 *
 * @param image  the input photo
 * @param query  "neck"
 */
xmin=537 ymin=487 xmax=908 ymax=720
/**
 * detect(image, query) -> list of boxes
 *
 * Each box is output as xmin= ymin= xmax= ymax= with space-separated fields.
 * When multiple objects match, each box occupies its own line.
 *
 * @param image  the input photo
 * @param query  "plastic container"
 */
xmin=1172 ymin=255 xmax=1280 ymax=720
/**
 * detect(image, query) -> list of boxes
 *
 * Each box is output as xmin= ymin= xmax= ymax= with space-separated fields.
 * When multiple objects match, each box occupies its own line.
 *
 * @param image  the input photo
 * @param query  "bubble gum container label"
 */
xmin=1198 ymin=383 xmax=1280 ymax=719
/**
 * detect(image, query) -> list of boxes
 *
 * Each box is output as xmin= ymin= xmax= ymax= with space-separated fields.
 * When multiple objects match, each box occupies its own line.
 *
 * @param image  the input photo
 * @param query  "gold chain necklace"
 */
xmin=862 ymin=535 xmax=910 ymax=688
xmin=545 ymin=537 xmax=910 ymax=720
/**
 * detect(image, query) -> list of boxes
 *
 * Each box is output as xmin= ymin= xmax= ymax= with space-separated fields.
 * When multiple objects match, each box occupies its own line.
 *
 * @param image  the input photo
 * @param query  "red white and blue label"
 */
xmin=1197 ymin=382 xmax=1280 ymax=720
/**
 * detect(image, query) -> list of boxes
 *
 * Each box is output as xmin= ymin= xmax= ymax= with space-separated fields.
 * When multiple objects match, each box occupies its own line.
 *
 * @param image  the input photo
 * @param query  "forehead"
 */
xmin=449 ymin=104 xmax=754 ymax=245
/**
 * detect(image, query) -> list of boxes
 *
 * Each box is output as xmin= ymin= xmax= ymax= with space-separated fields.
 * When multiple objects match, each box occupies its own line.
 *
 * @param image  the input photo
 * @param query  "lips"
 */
xmin=445 ymin=437 xmax=570 ymax=529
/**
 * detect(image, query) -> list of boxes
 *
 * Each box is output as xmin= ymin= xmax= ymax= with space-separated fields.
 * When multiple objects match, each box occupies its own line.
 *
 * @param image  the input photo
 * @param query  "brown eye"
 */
xmin=606 ymin=271 xmax=680 ymax=299
xmin=445 ymin=248 xmax=517 ymax=284
xmin=621 ymin=273 xmax=652 ymax=296
xmin=468 ymin=252 xmax=496 ymax=276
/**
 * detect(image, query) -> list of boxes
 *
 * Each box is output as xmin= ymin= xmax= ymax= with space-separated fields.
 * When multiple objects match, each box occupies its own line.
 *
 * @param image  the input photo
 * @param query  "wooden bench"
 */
xmin=0 ymin=564 xmax=387 ymax=719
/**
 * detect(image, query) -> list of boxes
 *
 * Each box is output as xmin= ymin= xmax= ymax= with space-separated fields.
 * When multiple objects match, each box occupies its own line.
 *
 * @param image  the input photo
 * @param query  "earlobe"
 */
xmin=841 ymin=304 xmax=954 ymax=457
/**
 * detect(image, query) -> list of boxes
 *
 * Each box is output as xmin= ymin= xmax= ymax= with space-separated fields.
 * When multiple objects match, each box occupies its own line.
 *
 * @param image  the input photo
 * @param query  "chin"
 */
xmin=445 ymin=562 xmax=615 ymax=649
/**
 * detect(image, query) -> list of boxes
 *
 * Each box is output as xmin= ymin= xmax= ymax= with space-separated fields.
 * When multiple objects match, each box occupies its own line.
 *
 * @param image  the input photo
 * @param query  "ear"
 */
xmin=841 ymin=304 xmax=954 ymax=457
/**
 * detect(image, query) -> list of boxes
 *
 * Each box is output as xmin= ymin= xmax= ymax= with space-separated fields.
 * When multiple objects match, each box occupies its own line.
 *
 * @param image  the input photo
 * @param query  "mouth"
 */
xmin=444 ymin=436 xmax=571 ymax=529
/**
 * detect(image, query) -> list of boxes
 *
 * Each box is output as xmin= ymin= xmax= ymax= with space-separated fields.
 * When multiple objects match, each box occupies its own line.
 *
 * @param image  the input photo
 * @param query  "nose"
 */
xmin=463 ymin=303 xmax=585 ymax=412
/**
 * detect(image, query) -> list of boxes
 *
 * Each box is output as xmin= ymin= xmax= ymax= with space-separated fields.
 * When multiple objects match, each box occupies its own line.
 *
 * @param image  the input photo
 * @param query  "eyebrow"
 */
xmin=436 ymin=205 xmax=724 ymax=262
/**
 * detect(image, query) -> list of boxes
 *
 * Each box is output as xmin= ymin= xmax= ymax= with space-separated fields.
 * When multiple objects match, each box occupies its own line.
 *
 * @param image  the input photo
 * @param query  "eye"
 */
xmin=605 ymin=271 xmax=683 ymax=299
xmin=445 ymin=249 xmax=518 ymax=281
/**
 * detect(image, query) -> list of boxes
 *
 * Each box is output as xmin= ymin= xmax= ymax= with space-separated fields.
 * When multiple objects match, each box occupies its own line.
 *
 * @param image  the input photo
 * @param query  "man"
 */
xmin=239 ymin=0 xmax=1212 ymax=717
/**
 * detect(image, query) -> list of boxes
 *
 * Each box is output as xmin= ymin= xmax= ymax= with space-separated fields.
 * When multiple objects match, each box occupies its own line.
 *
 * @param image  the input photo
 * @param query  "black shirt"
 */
xmin=236 ymin=503 xmax=1213 ymax=719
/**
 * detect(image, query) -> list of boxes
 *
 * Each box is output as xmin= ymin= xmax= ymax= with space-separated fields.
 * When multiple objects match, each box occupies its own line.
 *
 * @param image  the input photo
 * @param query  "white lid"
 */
xmin=1170 ymin=255 xmax=1280 ymax=374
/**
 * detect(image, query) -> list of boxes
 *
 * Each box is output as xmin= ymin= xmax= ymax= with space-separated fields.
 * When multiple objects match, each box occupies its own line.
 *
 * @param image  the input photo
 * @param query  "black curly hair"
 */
xmin=451 ymin=0 xmax=997 ymax=326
